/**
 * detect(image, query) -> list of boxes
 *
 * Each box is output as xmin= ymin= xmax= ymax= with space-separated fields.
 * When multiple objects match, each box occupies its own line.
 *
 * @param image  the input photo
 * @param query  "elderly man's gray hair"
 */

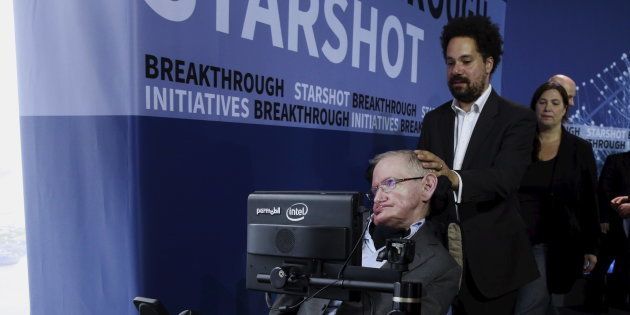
xmin=370 ymin=150 xmax=428 ymax=177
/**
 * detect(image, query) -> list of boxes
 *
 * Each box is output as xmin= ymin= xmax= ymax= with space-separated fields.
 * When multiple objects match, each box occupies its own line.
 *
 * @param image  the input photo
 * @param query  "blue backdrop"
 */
xmin=14 ymin=0 xmax=629 ymax=314
xmin=503 ymin=0 xmax=630 ymax=169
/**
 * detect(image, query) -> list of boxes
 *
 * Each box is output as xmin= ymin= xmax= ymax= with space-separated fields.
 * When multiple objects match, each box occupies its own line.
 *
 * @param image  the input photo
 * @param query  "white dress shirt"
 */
xmin=450 ymin=84 xmax=493 ymax=203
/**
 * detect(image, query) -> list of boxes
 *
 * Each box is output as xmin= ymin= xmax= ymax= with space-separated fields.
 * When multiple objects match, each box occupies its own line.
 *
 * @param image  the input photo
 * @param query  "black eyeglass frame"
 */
xmin=369 ymin=176 xmax=424 ymax=198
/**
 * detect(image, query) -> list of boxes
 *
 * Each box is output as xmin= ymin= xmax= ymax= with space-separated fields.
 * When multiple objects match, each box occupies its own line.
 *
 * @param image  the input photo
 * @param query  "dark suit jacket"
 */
xmin=535 ymin=129 xmax=600 ymax=293
xmin=598 ymin=151 xmax=630 ymax=258
xmin=417 ymin=90 xmax=539 ymax=298
xmin=269 ymin=221 xmax=461 ymax=315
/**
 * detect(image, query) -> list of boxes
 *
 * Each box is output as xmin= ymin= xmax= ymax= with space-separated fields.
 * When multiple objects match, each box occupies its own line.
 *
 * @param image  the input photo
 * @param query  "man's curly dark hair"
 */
xmin=440 ymin=15 xmax=503 ymax=74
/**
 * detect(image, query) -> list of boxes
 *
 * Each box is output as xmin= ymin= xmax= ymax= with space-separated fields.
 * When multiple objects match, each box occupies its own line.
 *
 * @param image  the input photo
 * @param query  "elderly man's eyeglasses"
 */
xmin=369 ymin=176 xmax=424 ymax=199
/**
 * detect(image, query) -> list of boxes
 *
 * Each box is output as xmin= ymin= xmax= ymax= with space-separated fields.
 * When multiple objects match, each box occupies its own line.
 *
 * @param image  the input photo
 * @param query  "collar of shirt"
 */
xmin=362 ymin=218 xmax=425 ymax=269
xmin=450 ymin=84 xmax=492 ymax=115
xmin=363 ymin=218 xmax=425 ymax=253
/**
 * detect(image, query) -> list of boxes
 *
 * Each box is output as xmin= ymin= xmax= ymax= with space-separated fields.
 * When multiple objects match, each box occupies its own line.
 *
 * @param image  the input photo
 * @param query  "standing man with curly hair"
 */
xmin=415 ymin=15 xmax=539 ymax=314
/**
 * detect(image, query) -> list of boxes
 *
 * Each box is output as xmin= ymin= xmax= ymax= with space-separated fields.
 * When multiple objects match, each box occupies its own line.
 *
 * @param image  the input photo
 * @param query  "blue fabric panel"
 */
xmin=20 ymin=116 xmax=139 ymax=315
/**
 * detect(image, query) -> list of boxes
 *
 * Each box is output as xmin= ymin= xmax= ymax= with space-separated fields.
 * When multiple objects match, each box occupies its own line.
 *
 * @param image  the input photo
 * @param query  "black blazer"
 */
xmin=598 ymin=151 xmax=630 ymax=257
xmin=534 ymin=128 xmax=600 ymax=293
xmin=417 ymin=90 xmax=539 ymax=298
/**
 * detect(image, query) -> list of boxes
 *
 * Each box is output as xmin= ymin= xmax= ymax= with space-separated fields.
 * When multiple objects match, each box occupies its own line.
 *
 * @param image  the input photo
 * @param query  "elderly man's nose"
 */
xmin=375 ymin=189 xmax=387 ymax=202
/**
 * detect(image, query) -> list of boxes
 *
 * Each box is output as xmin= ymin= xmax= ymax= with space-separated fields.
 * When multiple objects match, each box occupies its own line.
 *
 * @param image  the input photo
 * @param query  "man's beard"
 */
xmin=448 ymin=75 xmax=484 ymax=103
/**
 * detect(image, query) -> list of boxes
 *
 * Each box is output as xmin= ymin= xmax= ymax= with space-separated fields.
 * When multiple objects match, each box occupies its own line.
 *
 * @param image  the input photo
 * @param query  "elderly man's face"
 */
xmin=371 ymin=155 xmax=425 ymax=229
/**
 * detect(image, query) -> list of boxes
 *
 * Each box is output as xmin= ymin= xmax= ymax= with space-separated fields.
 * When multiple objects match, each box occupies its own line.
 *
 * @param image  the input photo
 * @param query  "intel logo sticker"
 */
xmin=286 ymin=203 xmax=308 ymax=221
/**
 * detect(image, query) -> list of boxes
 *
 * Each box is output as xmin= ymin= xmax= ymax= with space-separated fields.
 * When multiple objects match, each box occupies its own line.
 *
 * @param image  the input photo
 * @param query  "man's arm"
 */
xmin=416 ymin=110 xmax=434 ymax=152
xmin=598 ymin=155 xmax=619 ymax=225
xmin=416 ymin=109 xmax=460 ymax=190
xmin=611 ymin=196 xmax=630 ymax=218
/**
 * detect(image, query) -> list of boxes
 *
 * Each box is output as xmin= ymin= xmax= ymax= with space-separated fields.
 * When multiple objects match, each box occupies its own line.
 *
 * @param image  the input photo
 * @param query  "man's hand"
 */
xmin=414 ymin=150 xmax=459 ymax=189
xmin=611 ymin=196 xmax=630 ymax=218
xmin=600 ymin=223 xmax=609 ymax=234
xmin=611 ymin=195 xmax=628 ymax=206
xmin=617 ymin=203 xmax=630 ymax=218
xmin=583 ymin=254 xmax=597 ymax=273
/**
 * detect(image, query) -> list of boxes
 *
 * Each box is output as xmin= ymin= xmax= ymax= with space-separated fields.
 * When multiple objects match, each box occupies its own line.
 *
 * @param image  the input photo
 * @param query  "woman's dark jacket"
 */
xmin=521 ymin=128 xmax=600 ymax=293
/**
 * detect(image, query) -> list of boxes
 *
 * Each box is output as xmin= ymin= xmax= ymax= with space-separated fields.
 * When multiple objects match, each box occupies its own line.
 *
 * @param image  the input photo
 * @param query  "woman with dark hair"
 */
xmin=514 ymin=82 xmax=600 ymax=314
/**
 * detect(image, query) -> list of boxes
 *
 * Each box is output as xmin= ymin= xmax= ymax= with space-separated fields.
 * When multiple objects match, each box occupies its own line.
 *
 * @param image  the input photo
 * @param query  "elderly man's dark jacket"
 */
xmin=269 ymin=221 xmax=460 ymax=315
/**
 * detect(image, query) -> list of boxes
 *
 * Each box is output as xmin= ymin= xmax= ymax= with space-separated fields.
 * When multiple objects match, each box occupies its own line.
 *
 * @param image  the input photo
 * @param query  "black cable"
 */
xmin=337 ymin=212 xmax=372 ymax=279
xmin=264 ymin=292 xmax=274 ymax=308
xmin=267 ymin=278 xmax=342 ymax=312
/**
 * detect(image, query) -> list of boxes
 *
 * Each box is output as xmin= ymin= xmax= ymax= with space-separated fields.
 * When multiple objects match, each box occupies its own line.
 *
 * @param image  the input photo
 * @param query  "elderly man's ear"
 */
xmin=419 ymin=173 xmax=438 ymax=202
